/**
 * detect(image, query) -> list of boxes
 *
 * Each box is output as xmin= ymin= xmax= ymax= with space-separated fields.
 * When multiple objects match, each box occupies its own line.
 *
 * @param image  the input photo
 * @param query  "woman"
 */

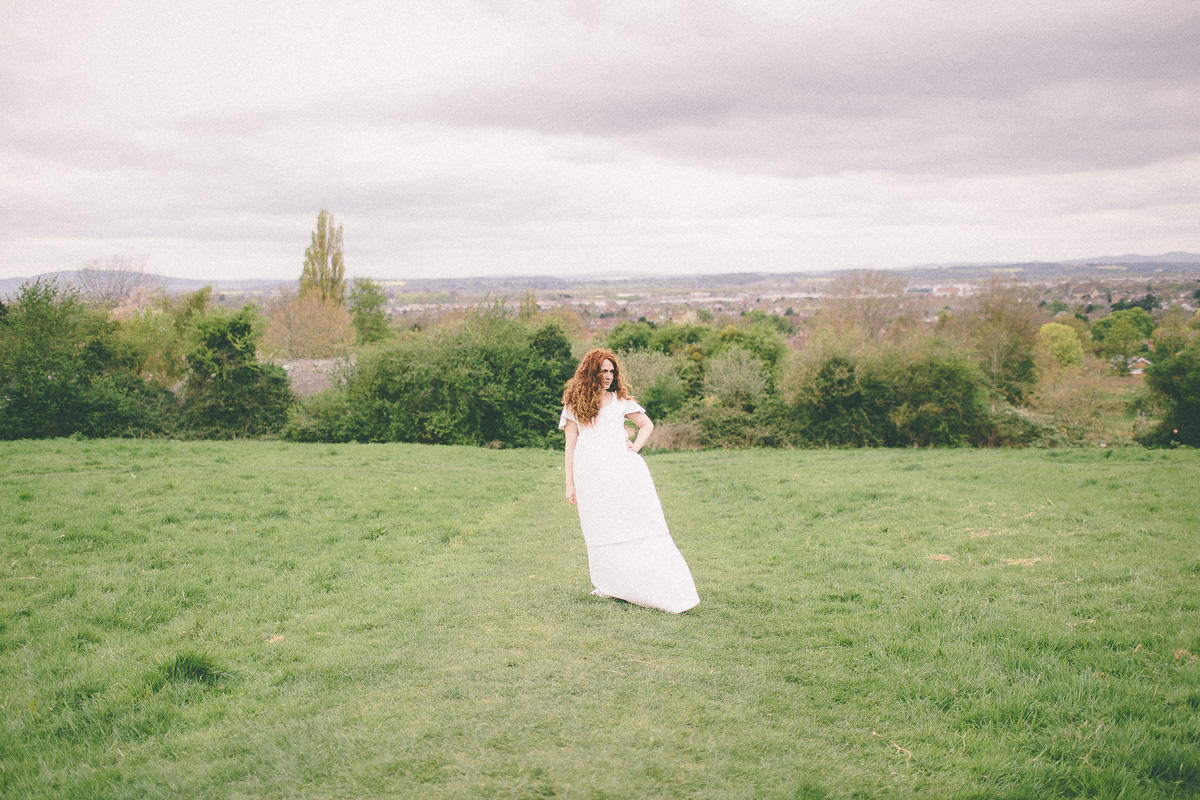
xmin=559 ymin=349 xmax=700 ymax=614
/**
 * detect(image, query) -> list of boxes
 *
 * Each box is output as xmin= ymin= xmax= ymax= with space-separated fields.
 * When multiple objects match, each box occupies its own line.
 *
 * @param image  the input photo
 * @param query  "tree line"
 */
xmin=2 ymin=214 xmax=1198 ymax=447
xmin=3 ymin=275 xmax=1196 ymax=447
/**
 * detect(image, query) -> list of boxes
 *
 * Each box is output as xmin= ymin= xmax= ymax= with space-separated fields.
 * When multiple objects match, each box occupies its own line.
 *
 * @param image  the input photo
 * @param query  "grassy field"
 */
xmin=1 ymin=440 xmax=1198 ymax=799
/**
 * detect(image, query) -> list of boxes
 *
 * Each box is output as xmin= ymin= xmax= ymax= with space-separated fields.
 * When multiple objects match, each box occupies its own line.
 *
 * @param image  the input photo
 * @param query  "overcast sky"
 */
xmin=3 ymin=0 xmax=1198 ymax=282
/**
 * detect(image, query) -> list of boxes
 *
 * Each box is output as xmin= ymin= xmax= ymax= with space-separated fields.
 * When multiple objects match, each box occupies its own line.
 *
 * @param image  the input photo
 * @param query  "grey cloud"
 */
xmin=2 ymin=0 xmax=1196 ymax=280
xmin=376 ymin=1 xmax=1200 ymax=175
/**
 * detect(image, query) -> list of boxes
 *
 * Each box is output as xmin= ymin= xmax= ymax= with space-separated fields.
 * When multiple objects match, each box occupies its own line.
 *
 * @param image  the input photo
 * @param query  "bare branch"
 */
xmin=76 ymin=255 xmax=159 ymax=309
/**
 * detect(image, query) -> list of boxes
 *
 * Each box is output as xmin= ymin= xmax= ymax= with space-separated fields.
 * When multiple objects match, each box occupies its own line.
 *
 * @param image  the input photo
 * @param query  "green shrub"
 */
xmin=702 ymin=348 xmax=767 ymax=410
xmin=608 ymin=320 xmax=716 ymax=359
xmin=281 ymin=388 xmax=356 ymax=443
xmin=1139 ymin=344 xmax=1200 ymax=446
xmin=180 ymin=308 xmax=294 ymax=438
xmin=710 ymin=323 xmax=789 ymax=390
xmin=1092 ymin=307 xmax=1156 ymax=344
xmin=111 ymin=303 xmax=190 ymax=387
xmin=608 ymin=319 xmax=790 ymax=405
xmin=980 ymin=407 xmax=1053 ymax=448
xmin=782 ymin=342 xmax=995 ymax=447
xmin=992 ymin=351 xmax=1036 ymax=404
xmin=317 ymin=315 xmax=575 ymax=447
xmin=618 ymin=350 xmax=688 ymax=421
xmin=649 ymin=322 xmax=712 ymax=356
xmin=682 ymin=402 xmax=762 ymax=448
xmin=885 ymin=350 xmax=992 ymax=446
xmin=606 ymin=320 xmax=657 ymax=352
xmin=348 ymin=277 xmax=393 ymax=345
xmin=740 ymin=309 xmax=795 ymax=335
xmin=0 ymin=280 xmax=122 ymax=439
xmin=669 ymin=395 xmax=792 ymax=449
xmin=1037 ymin=322 xmax=1085 ymax=368
xmin=182 ymin=362 xmax=292 ymax=438
xmin=81 ymin=373 xmax=182 ymax=438
xmin=786 ymin=354 xmax=894 ymax=446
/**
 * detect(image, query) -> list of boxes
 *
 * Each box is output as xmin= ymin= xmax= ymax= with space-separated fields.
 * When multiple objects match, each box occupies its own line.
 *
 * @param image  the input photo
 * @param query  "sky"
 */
xmin=2 ymin=0 xmax=1198 ymax=282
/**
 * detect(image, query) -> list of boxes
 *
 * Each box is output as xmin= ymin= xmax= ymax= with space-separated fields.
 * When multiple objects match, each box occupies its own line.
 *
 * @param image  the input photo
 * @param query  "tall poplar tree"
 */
xmin=300 ymin=210 xmax=346 ymax=304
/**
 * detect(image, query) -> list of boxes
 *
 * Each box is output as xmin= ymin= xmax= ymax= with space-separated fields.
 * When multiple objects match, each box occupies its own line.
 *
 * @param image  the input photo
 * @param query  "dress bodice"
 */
xmin=559 ymin=395 xmax=646 ymax=473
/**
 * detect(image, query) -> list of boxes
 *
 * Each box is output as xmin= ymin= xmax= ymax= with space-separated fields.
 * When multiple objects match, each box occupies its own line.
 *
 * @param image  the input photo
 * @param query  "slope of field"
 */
xmin=1 ymin=440 xmax=1197 ymax=799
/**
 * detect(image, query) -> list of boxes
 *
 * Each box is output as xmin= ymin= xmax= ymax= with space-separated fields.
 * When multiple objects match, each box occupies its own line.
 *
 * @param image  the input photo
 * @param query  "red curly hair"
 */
xmin=562 ymin=349 xmax=633 ymax=427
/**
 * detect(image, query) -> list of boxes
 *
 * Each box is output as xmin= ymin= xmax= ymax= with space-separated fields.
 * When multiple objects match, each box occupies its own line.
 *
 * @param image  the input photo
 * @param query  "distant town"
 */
xmin=5 ymin=256 xmax=1199 ymax=339
xmin=372 ymin=258 xmax=1200 ymax=336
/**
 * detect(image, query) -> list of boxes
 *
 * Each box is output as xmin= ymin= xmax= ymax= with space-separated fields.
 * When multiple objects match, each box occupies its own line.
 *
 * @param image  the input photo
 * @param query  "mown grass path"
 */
xmin=2 ymin=440 xmax=1198 ymax=799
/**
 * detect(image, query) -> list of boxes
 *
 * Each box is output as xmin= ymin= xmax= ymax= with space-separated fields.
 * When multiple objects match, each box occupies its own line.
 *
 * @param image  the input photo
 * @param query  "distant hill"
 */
xmin=1063 ymin=251 xmax=1200 ymax=265
xmin=2 ymin=251 xmax=1198 ymax=300
xmin=0 ymin=271 xmax=291 ymax=300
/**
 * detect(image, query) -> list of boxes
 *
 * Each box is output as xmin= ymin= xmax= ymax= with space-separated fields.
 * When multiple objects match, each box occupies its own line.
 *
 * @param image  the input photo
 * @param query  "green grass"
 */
xmin=1 ymin=440 xmax=1198 ymax=799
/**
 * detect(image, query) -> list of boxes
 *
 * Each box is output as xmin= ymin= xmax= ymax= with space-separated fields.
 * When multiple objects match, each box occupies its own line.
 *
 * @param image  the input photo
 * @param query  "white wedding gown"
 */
xmin=560 ymin=395 xmax=700 ymax=613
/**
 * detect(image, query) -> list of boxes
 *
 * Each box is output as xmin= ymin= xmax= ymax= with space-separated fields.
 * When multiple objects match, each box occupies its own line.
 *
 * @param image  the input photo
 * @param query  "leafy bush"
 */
xmin=641 ymin=418 xmax=704 ymax=451
xmin=782 ymin=342 xmax=994 ymax=447
xmin=888 ymin=351 xmax=993 ymax=446
xmin=993 ymin=351 xmax=1036 ymax=404
xmin=81 ymin=373 xmax=183 ymax=438
xmin=937 ymin=279 xmax=1042 ymax=404
xmin=680 ymin=403 xmax=765 ymax=448
xmin=309 ymin=315 xmax=575 ymax=447
xmin=702 ymin=348 xmax=767 ymax=409
xmin=607 ymin=320 xmax=716 ymax=357
xmin=649 ymin=323 xmax=712 ymax=356
xmin=1091 ymin=308 xmax=1155 ymax=346
xmin=0 ymin=279 xmax=194 ymax=439
xmin=607 ymin=319 xmax=789 ymax=403
xmin=785 ymin=354 xmax=895 ymax=446
xmin=619 ymin=350 xmax=688 ymax=421
xmin=1139 ymin=344 xmax=1200 ymax=446
xmin=979 ymin=407 xmax=1053 ymax=447
xmin=180 ymin=308 xmax=294 ymax=438
xmin=667 ymin=395 xmax=792 ymax=449
xmin=740 ymin=309 xmax=795 ymax=335
xmin=0 ymin=281 xmax=117 ymax=439
xmin=606 ymin=320 xmax=657 ymax=352
xmin=281 ymin=389 xmax=357 ymax=443
xmin=710 ymin=323 xmax=789 ymax=389
xmin=348 ymin=277 xmax=393 ymax=344
xmin=110 ymin=302 xmax=189 ymax=387
xmin=1037 ymin=322 xmax=1085 ymax=368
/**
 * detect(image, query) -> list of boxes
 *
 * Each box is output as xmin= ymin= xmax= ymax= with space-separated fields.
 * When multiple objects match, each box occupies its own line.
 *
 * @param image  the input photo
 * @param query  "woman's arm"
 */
xmin=563 ymin=420 xmax=578 ymax=504
xmin=625 ymin=411 xmax=654 ymax=453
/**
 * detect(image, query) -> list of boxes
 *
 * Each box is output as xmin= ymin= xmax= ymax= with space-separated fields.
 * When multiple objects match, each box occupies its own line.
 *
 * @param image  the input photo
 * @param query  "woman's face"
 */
xmin=599 ymin=359 xmax=615 ymax=391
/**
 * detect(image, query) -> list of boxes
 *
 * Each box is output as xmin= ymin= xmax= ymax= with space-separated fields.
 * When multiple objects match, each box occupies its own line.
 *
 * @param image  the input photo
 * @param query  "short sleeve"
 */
xmin=623 ymin=398 xmax=646 ymax=416
xmin=558 ymin=405 xmax=577 ymax=430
